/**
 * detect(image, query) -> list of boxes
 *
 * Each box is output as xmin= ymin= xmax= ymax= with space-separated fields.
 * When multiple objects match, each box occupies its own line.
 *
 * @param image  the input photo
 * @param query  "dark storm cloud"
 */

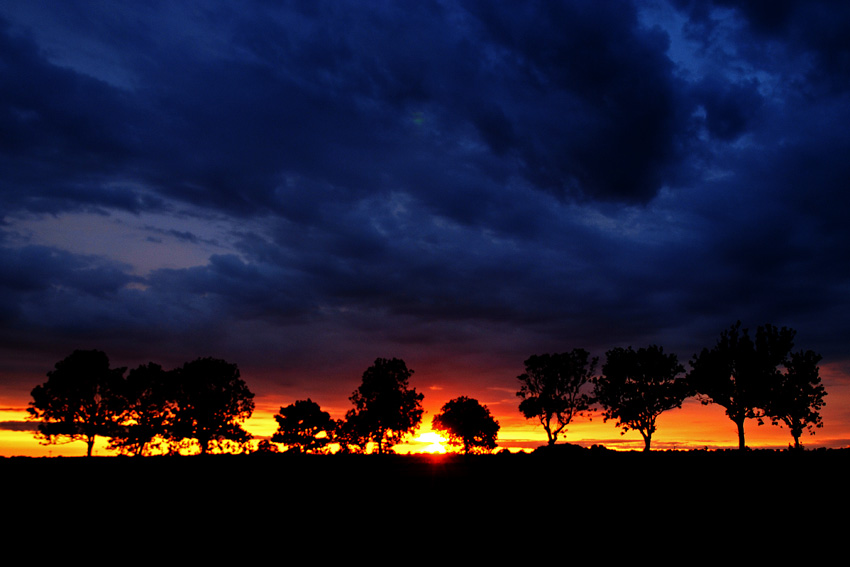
xmin=470 ymin=0 xmax=688 ymax=202
xmin=0 ymin=421 xmax=38 ymax=432
xmin=0 ymin=245 xmax=136 ymax=299
xmin=0 ymin=0 xmax=694 ymax=225
xmin=677 ymin=0 xmax=850 ymax=91
xmin=1 ymin=0 xmax=850 ymax=399
xmin=691 ymin=76 xmax=763 ymax=141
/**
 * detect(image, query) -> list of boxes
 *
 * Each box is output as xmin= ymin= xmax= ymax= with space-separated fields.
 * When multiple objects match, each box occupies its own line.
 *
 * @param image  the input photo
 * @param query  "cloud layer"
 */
xmin=2 ymin=1 xmax=849 ymax=420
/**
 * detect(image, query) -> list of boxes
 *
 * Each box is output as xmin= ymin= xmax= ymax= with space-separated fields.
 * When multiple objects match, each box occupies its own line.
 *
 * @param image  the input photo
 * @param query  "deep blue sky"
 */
xmin=2 ymin=1 xmax=849 ymax=441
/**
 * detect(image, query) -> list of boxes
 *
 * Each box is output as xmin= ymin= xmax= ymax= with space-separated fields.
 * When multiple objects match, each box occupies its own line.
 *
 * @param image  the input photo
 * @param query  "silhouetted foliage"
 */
xmin=169 ymin=357 xmax=255 ymax=454
xmin=517 ymin=350 xmax=597 ymax=446
xmin=256 ymin=439 xmax=279 ymax=453
xmin=432 ymin=396 xmax=500 ymax=454
xmin=348 ymin=358 xmax=424 ymax=454
xmin=594 ymin=345 xmax=688 ymax=451
xmin=334 ymin=414 xmax=369 ymax=454
xmin=109 ymin=362 xmax=176 ymax=456
xmin=766 ymin=349 xmax=827 ymax=449
xmin=28 ymin=350 xmax=126 ymax=457
xmin=688 ymin=322 xmax=796 ymax=450
xmin=272 ymin=398 xmax=335 ymax=453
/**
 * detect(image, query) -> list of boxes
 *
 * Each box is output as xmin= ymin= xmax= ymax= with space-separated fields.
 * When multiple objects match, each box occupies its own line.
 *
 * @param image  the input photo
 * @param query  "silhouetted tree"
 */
xmin=28 ymin=349 xmax=126 ymax=457
xmin=348 ymin=358 xmax=424 ymax=454
xmin=688 ymin=322 xmax=796 ymax=450
xmin=272 ymin=398 xmax=335 ymax=453
xmin=432 ymin=396 xmax=500 ymax=454
xmin=766 ymin=349 xmax=827 ymax=449
xmin=169 ymin=357 xmax=255 ymax=454
xmin=109 ymin=362 xmax=177 ymax=456
xmin=334 ymin=413 xmax=369 ymax=454
xmin=594 ymin=345 xmax=688 ymax=451
xmin=517 ymin=350 xmax=597 ymax=446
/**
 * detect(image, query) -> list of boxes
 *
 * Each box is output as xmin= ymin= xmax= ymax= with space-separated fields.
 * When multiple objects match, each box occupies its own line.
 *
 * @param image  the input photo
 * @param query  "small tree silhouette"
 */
xmin=348 ymin=358 xmax=423 ymax=454
xmin=109 ymin=362 xmax=176 ymax=456
xmin=272 ymin=399 xmax=335 ymax=453
xmin=766 ymin=349 xmax=827 ymax=449
xmin=432 ymin=396 xmax=499 ymax=454
xmin=29 ymin=350 xmax=126 ymax=457
xmin=689 ymin=322 xmax=798 ymax=450
xmin=169 ymin=357 xmax=255 ymax=454
xmin=334 ymin=414 xmax=369 ymax=454
xmin=516 ymin=350 xmax=596 ymax=446
xmin=594 ymin=345 xmax=688 ymax=451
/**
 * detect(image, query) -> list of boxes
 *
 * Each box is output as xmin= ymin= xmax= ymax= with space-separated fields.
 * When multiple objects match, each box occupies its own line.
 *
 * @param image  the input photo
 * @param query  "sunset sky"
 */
xmin=2 ymin=1 xmax=850 ymax=456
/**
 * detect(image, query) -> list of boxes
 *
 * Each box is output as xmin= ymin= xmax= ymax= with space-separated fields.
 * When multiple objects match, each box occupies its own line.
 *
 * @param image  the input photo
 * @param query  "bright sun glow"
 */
xmin=416 ymin=432 xmax=448 ymax=454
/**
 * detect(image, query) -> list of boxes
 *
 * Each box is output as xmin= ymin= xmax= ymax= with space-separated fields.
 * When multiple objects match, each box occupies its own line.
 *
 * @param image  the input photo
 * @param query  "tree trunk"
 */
xmin=642 ymin=432 xmax=651 ymax=452
xmin=544 ymin=420 xmax=555 ymax=445
xmin=793 ymin=434 xmax=801 ymax=450
xmin=86 ymin=436 xmax=95 ymax=457
xmin=736 ymin=419 xmax=746 ymax=451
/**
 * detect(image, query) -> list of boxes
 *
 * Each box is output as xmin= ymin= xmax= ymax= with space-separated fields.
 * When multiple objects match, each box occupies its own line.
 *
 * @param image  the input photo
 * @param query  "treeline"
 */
xmin=517 ymin=321 xmax=826 ymax=451
xmin=29 ymin=354 xmax=255 ymax=457
xmin=27 ymin=352 xmax=498 ymax=457
xmin=27 ymin=321 xmax=827 ymax=456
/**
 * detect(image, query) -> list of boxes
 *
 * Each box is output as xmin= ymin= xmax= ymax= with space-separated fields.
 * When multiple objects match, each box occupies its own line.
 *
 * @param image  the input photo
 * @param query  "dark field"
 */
xmin=6 ymin=446 xmax=848 ymax=552
xmin=7 ymin=446 xmax=847 ymax=505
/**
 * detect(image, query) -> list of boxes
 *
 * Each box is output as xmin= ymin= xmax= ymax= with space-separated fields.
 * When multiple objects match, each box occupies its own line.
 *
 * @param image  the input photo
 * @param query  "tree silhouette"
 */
xmin=169 ymin=357 xmax=255 ymax=454
xmin=334 ymin=413 xmax=369 ymax=454
xmin=28 ymin=349 xmax=126 ymax=457
xmin=517 ymin=350 xmax=597 ymax=446
xmin=432 ymin=396 xmax=500 ymax=454
xmin=766 ymin=349 xmax=827 ymax=449
xmin=688 ymin=322 xmax=796 ymax=450
xmin=594 ymin=345 xmax=688 ymax=451
xmin=272 ymin=398 xmax=335 ymax=453
xmin=109 ymin=362 xmax=176 ymax=456
xmin=348 ymin=358 xmax=424 ymax=454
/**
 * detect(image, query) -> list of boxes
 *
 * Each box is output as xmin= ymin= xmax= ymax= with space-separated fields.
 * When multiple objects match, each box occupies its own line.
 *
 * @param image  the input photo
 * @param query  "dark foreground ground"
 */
xmin=6 ymin=446 xmax=848 ymax=554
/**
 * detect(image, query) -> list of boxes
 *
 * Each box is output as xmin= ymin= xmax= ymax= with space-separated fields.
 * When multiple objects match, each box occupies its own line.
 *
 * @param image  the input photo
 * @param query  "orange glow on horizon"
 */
xmin=3 ymin=365 xmax=850 ymax=457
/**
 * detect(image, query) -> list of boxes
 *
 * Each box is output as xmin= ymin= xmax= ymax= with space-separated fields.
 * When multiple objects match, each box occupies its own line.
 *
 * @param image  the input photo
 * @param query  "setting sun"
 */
xmin=416 ymin=432 xmax=448 ymax=454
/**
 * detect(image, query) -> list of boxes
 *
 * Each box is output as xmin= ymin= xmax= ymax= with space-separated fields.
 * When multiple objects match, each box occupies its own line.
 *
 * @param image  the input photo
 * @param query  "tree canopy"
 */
xmin=347 ymin=357 xmax=423 ymax=454
xmin=516 ymin=350 xmax=597 ymax=446
xmin=334 ymin=412 xmax=369 ymax=454
xmin=594 ymin=345 xmax=687 ymax=451
xmin=272 ymin=398 xmax=335 ymax=453
xmin=688 ymin=322 xmax=796 ymax=450
xmin=28 ymin=349 xmax=126 ymax=457
xmin=766 ymin=349 xmax=827 ymax=449
xmin=432 ymin=396 xmax=500 ymax=454
xmin=109 ymin=362 xmax=176 ymax=456
xmin=169 ymin=357 xmax=255 ymax=454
